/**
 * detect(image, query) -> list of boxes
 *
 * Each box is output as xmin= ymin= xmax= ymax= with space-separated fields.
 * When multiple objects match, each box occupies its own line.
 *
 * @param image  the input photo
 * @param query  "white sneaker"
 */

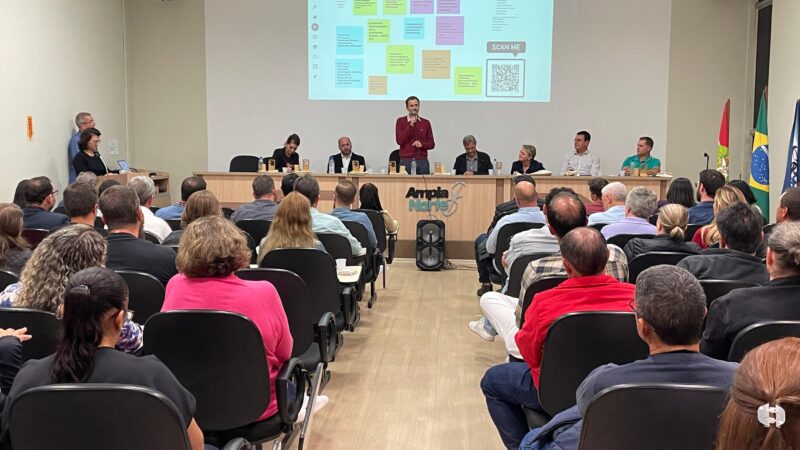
xmin=468 ymin=318 xmax=496 ymax=342
xmin=294 ymin=394 xmax=329 ymax=424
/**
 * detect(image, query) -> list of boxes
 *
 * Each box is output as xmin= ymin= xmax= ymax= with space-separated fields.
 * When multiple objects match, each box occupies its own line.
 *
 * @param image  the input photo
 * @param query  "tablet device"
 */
xmin=117 ymin=160 xmax=130 ymax=171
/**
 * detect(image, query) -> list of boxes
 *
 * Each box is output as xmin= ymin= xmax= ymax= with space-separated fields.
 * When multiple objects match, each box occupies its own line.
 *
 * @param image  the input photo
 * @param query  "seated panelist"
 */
xmin=453 ymin=135 xmax=493 ymax=175
xmin=270 ymin=133 xmax=301 ymax=171
xmin=511 ymin=145 xmax=545 ymax=174
xmin=327 ymin=136 xmax=366 ymax=173
xmin=620 ymin=136 xmax=661 ymax=176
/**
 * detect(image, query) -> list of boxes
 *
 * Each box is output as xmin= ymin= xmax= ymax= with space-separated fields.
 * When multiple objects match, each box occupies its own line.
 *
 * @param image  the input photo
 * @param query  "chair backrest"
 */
xmin=52 ymin=205 xmax=67 ymax=215
xmin=229 ymin=155 xmax=261 ymax=172
xmin=0 ymin=308 xmax=59 ymax=361
xmin=589 ymin=223 xmax=607 ymax=231
xmin=143 ymin=310 xmax=269 ymax=431
xmin=115 ymin=270 xmax=166 ymax=324
xmin=353 ymin=209 xmax=388 ymax=253
xmin=648 ymin=213 xmax=659 ymax=225
xmin=21 ymin=228 xmax=49 ymax=249
xmin=235 ymin=220 xmax=271 ymax=248
xmin=519 ymin=275 xmax=568 ymax=328
xmin=166 ymin=219 xmax=182 ymax=231
xmin=236 ymin=268 xmax=314 ymax=358
xmin=607 ymin=234 xmax=654 ymax=249
xmin=538 ymin=312 xmax=648 ymax=416
xmin=389 ymin=149 xmax=401 ymax=172
xmin=700 ymin=279 xmax=760 ymax=307
xmin=94 ymin=217 xmax=105 ymax=229
xmin=0 ymin=269 xmax=19 ymax=292
xmin=143 ymin=231 xmax=161 ymax=244
xmin=628 ymin=252 xmax=691 ymax=284
xmin=221 ymin=207 xmax=235 ymax=219
xmin=684 ymin=224 xmax=702 ymax=242
xmin=505 ymin=253 xmax=554 ymax=299
xmin=261 ymin=248 xmax=342 ymax=323
xmin=762 ymin=223 xmax=776 ymax=236
xmin=343 ymin=221 xmax=373 ymax=251
xmin=493 ymin=222 xmax=543 ymax=281
xmin=9 ymin=384 xmax=191 ymax=450
xmin=728 ymin=321 xmax=800 ymax=362
xmin=317 ymin=233 xmax=355 ymax=264
xmin=579 ymin=384 xmax=728 ymax=450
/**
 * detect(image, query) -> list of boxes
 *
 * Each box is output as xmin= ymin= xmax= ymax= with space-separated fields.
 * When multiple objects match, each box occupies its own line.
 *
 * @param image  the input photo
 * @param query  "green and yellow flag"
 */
xmin=750 ymin=90 xmax=770 ymax=214
xmin=717 ymin=99 xmax=730 ymax=180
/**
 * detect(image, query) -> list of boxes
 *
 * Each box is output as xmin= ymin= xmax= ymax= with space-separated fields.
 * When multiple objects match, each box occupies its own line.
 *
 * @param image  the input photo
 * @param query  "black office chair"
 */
xmin=94 ymin=216 xmax=105 ymax=229
xmin=166 ymin=219 xmax=182 ymax=231
xmin=7 ymin=384 xmax=212 ymax=450
xmin=316 ymin=233 xmax=356 ymax=264
xmin=52 ymin=205 xmax=67 ymax=216
xmin=115 ymin=270 xmax=166 ymax=324
xmin=684 ymin=224 xmax=702 ymax=242
xmin=149 ymin=206 xmax=160 ymax=214
xmin=762 ymin=223 xmax=776 ymax=236
xmin=628 ymin=252 xmax=692 ymax=283
xmin=0 ymin=308 xmax=59 ymax=362
xmin=353 ymin=208 xmax=396 ymax=268
xmin=588 ymin=223 xmax=607 ymax=232
xmin=579 ymin=384 xmax=728 ymax=450
xmin=0 ymin=269 xmax=18 ymax=292
xmin=648 ymin=213 xmax=659 ymax=225
xmin=143 ymin=311 xmax=306 ymax=450
xmin=607 ymin=234 xmax=654 ymax=249
xmin=491 ymin=223 xmax=543 ymax=285
xmin=236 ymin=220 xmax=271 ymax=250
xmin=518 ymin=275 xmax=568 ymax=328
xmin=222 ymin=207 xmax=235 ymax=219
xmin=389 ymin=149 xmax=401 ymax=173
xmin=21 ymin=228 xmax=49 ymax=250
xmin=699 ymin=279 xmax=760 ymax=307
xmin=343 ymin=221 xmax=380 ymax=307
xmin=728 ymin=321 xmax=800 ymax=362
xmin=505 ymin=253 xmax=554 ymax=299
xmin=529 ymin=312 xmax=648 ymax=426
xmin=143 ymin=231 xmax=161 ymax=244
xmin=262 ymin=248 xmax=356 ymax=334
xmin=229 ymin=155 xmax=261 ymax=173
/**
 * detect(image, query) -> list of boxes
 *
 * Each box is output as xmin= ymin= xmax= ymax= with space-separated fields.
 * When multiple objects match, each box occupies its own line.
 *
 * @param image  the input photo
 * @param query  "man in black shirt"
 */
xmin=21 ymin=177 xmax=69 ymax=231
xmin=99 ymin=185 xmax=177 ymax=285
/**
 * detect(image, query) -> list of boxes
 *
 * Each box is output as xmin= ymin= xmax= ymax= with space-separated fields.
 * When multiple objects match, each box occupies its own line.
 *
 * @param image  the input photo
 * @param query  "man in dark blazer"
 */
xmin=21 ymin=176 xmax=69 ymax=231
xmin=327 ymin=136 xmax=366 ymax=173
xmin=453 ymin=135 xmax=493 ymax=175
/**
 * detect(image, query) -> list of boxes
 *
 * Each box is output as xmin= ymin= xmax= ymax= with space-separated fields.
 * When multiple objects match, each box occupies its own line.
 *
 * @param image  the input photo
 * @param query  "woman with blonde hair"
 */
xmin=717 ymin=337 xmax=800 ymax=450
xmin=258 ymin=192 xmax=324 ymax=264
xmin=623 ymin=203 xmax=701 ymax=260
xmin=163 ymin=190 xmax=222 ymax=246
xmin=0 ymin=203 xmax=31 ymax=274
xmin=692 ymin=185 xmax=746 ymax=249
xmin=511 ymin=145 xmax=545 ymax=174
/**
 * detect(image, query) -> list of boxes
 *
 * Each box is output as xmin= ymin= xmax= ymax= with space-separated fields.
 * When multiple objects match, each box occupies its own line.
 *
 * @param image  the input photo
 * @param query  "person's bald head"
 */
xmin=561 ymin=227 xmax=609 ymax=277
xmin=546 ymin=191 xmax=588 ymax=238
xmin=514 ymin=181 xmax=538 ymax=208
xmin=338 ymin=136 xmax=352 ymax=156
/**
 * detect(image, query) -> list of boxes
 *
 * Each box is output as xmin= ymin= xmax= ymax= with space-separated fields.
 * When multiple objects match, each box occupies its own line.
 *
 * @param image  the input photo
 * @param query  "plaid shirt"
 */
xmin=515 ymin=245 xmax=629 ymax=326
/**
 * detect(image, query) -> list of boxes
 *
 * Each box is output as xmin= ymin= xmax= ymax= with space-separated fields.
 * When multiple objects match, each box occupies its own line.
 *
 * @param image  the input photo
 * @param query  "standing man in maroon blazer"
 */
xmin=395 ymin=96 xmax=435 ymax=174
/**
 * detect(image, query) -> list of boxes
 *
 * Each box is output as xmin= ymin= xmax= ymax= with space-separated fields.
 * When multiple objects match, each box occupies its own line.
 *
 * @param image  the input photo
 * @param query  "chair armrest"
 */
xmin=340 ymin=286 xmax=353 ymax=326
xmin=222 ymin=438 xmax=253 ymax=450
xmin=275 ymin=357 xmax=306 ymax=425
xmin=315 ymin=312 xmax=337 ymax=363
xmin=387 ymin=234 xmax=397 ymax=264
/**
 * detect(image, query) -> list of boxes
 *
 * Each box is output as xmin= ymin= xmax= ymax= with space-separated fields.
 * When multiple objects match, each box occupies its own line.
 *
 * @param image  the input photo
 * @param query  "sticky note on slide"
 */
xmin=369 ymin=76 xmax=388 ymax=95
xmin=404 ymin=18 xmax=425 ymax=39
xmin=353 ymin=0 xmax=377 ymax=15
xmin=386 ymin=45 xmax=414 ymax=74
xmin=436 ymin=16 xmax=464 ymax=45
xmin=368 ymin=20 xmax=390 ymax=43
xmin=437 ymin=0 xmax=460 ymax=14
xmin=383 ymin=0 xmax=407 ymax=14
xmin=336 ymin=26 xmax=364 ymax=55
xmin=410 ymin=0 xmax=434 ymax=14
xmin=454 ymin=67 xmax=482 ymax=95
xmin=422 ymin=50 xmax=450 ymax=79
xmin=336 ymin=59 xmax=364 ymax=88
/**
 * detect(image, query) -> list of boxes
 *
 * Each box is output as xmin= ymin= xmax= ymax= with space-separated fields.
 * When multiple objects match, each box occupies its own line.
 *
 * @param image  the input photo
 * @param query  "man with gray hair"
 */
xmin=587 ymin=182 xmax=627 ymax=226
xmin=128 ymin=175 xmax=171 ymax=242
xmin=702 ymin=221 xmax=800 ymax=359
xmin=75 ymin=171 xmax=99 ymax=189
xmin=518 ymin=265 xmax=738 ymax=449
xmin=68 ymin=112 xmax=96 ymax=183
xmin=454 ymin=135 xmax=493 ymax=175
xmin=601 ymin=187 xmax=657 ymax=239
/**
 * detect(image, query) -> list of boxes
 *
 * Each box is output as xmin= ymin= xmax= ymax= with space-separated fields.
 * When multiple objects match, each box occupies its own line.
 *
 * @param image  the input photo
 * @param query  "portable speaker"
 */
xmin=416 ymin=220 xmax=445 ymax=271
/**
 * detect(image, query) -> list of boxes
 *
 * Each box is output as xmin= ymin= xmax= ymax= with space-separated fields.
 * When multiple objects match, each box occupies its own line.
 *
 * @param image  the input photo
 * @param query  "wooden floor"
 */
xmin=299 ymin=259 xmax=507 ymax=450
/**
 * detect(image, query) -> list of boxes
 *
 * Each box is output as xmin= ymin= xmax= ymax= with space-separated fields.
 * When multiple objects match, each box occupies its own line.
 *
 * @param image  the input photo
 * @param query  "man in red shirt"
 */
xmin=480 ymin=227 xmax=635 ymax=449
xmin=395 ymin=95 xmax=435 ymax=174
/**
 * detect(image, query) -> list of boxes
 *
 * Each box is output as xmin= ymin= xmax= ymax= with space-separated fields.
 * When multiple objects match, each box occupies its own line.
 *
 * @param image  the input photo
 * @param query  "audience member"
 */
xmin=728 ymin=179 xmax=764 ymax=220
xmin=155 ymin=176 xmax=207 ymax=220
xmin=12 ymin=180 xmax=27 ymax=209
xmin=558 ymin=131 xmax=600 ymax=176
xmin=100 ymin=186 xmax=177 ymax=285
xmin=231 ymin=175 xmax=278 ymax=223
xmin=511 ymin=145 xmax=545 ymax=175
xmin=587 ymin=182 xmax=627 ymax=226
xmin=678 ymin=202 xmax=768 ymax=284
xmin=688 ymin=169 xmax=726 ymax=225
xmin=162 ymin=216 xmax=315 ymax=420
xmin=585 ymin=178 xmax=608 ymax=215
xmin=98 ymin=179 xmax=120 ymax=197
xmin=21 ymin=177 xmax=69 ymax=231
xmin=474 ymin=181 xmax=545 ymax=296
xmin=67 ymin=112 xmax=96 ymax=183
xmin=128 ymin=175 xmax=171 ymax=242
xmin=776 ymin=186 xmax=800 ymax=223
xmin=327 ymin=136 xmax=366 ymax=173
xmin=692 ymin=185 xmax=746 ymax=249
xmin=258 ymin=192 xmax=325 ymax=264
xmin=294 ymin=174 xmax=365 ymax=257
xmin=701 ymin=222 xmax=800 ymax=359
xmin=716 ymin=338 xmax=800 ymax=450
xmin=485 ymin=175 xmax=536 ymax=235
xmin=4 ymin=267 xmax=204 ymax=450
xmin=271 ymin=133 xmax=301 ymax=171
xmin=480 ymin=227 xmax=634 ymax=450
xmin=75 ymin=171 xmax=99 ymax=189
xmin=280 ymin=172 xmax=300 ymax=197
xmin=623 ymin=204 xmax=700 ymax=261
xmin=331 ymin=180 xmax=377 ymax=247
xmin=163 ymin=190 xmax=222 ymax=246
xmin=665 ymin=177 xmax=696 ymax=209
xmin=0 ymin=204 xmax=31 ymax=275
xmin=62 ymin=181 xmax=105 ymax=235
xmin=358 ymin=182 xmax=399 ymax=234
xmin=0 ymin=330 xmax=28 ymax=394
xmin=601 ymin=187 xmax=657 ymax=239
xmin=520 ymin=266 xmax=737 ymax=450
xmin=453 ymin=135 xmax=493 ymax=175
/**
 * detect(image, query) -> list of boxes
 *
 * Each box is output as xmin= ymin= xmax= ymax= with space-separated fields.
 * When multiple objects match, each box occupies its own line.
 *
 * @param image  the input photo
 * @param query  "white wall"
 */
xmin=0 ymin=0 xmax=128 ymax=201
xmin=205 ymin=0 xmax=672 ymax=177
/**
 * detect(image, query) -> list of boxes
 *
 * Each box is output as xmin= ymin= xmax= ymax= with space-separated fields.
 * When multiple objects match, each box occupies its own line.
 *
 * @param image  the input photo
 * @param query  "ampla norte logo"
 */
xmin=405 ymin=181 xmax=465 ymax=217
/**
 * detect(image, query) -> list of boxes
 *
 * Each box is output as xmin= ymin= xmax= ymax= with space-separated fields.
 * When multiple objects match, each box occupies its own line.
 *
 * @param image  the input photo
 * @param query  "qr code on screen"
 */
xmin=486 ymin=59 xmax=525 ymax=98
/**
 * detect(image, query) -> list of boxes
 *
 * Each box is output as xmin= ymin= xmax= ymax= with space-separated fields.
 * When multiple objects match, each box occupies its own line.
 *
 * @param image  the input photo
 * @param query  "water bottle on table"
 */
xmin=328 ymin=157 xmax=335 ymax=174
xmin=411 ymin=158 xmax=417 ymax=175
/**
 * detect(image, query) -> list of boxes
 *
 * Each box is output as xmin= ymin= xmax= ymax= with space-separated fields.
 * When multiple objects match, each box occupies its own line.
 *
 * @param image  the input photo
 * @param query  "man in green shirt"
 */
xmin=621 ymin=136 xmax=661 ymax=175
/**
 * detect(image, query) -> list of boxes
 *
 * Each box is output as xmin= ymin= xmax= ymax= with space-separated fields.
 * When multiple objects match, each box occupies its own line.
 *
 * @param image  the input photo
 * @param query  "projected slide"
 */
xmin=308 ymin=0 xmax=553 ymax=102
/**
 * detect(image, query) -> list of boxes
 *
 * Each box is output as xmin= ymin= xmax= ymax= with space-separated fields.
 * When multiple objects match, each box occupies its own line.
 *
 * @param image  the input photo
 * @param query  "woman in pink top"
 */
xmin=162 ymin=215 xmax=292 ymax=420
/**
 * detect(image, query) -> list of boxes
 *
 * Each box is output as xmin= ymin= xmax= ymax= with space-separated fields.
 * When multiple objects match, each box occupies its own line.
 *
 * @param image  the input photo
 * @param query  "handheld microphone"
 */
xmin=703 ymin=153 xmax=710 ymax=170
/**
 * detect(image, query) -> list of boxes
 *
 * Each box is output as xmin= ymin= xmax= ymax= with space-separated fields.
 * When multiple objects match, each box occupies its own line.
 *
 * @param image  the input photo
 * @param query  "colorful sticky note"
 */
xmin=383 ymin=0 xmax=407 ymax=14
xmin=386 ymin=45 xmax=414 ymax=74
xmin=353 ymin=0 xmax=378 ymax=15
xmin=454 ymin=67 xmax=482 ymax=95
xmin=336 ymin=26 xmax=364 ymax=55
xmin=368 ymin=20 xmax=390 ymax=43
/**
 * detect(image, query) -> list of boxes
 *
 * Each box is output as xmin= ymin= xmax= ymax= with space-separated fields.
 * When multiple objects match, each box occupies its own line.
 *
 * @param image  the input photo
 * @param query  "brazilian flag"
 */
xmin=750 ymin=91 xmax=769 ymax=214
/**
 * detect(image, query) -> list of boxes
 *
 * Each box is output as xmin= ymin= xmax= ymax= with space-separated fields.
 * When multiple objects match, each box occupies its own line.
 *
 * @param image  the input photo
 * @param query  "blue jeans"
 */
xmin=481 ymin=362 xmax=543 ymax=450
xmin=399 ymin=158 xmax=430 ymax=175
